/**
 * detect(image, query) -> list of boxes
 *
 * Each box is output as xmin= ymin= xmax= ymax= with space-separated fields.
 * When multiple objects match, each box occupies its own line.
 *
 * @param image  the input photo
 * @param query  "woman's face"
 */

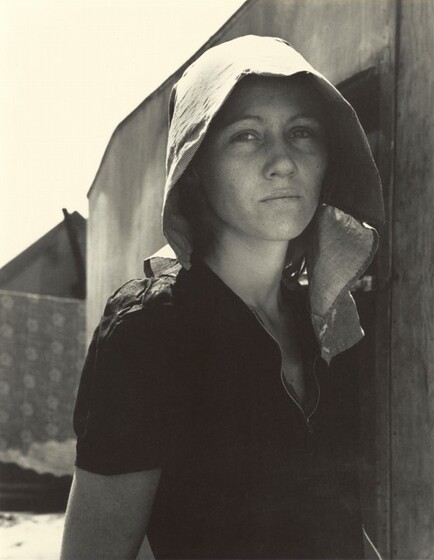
xmin=193 ymin=75 xmax=328 ymax=246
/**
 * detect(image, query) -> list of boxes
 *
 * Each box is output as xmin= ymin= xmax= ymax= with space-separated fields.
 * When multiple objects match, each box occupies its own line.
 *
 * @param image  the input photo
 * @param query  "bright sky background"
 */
xmin=0 ymin=0 xmax=245 ymax=268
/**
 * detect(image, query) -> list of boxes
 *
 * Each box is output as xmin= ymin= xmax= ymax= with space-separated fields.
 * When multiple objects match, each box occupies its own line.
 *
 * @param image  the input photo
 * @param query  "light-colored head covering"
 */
xmin=159 ymin=35 xmax=384 ymax=363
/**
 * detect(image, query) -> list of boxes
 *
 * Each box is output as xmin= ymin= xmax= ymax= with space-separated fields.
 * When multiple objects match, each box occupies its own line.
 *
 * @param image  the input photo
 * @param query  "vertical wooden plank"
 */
xmin=391 ymin=0 xmax=434 ymax=557
xmin=371 ymin=16 xmax=398 ymax=557
xmin=358 ymin=48 xmax=396 ymax=560
xmin=353 ymin=3 xmax=397 ymax=556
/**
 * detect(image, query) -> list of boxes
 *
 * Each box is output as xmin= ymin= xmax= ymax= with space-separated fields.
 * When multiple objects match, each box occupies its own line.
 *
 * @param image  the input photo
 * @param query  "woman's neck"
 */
xmin=201 ymin=232 xmax=289 ymax=317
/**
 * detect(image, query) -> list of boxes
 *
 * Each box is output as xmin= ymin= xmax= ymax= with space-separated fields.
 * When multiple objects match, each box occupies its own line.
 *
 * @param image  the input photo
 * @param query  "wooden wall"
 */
xmin=391 ymin=0 xmax=434 ymax=556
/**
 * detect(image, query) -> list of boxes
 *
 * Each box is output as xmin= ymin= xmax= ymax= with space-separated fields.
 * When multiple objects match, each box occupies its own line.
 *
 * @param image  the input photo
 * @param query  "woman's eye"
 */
xmin=232 ymin=131 xmax=257 ymax=142
xmin=290 ymin=128 xmax=312 ymax=139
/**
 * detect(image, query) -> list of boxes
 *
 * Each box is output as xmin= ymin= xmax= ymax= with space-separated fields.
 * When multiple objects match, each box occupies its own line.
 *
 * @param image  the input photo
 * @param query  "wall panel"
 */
xmin=391 ymin=0 xmax=434 ymax=556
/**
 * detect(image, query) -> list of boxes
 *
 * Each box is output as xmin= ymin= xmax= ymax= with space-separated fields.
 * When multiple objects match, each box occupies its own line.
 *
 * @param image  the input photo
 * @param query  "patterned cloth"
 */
xmin=0 ymin=290 xmax=86 ymax=475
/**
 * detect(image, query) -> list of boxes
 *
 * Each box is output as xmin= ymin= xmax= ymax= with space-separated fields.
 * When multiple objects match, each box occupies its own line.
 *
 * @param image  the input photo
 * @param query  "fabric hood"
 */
xmin=159 ymin=35 xmax=384 ymax=362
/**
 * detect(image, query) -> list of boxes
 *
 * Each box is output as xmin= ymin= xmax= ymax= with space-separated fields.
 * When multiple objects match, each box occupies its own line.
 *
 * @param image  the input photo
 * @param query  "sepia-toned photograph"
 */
xmin=0 ymin=1 xmax=433 ymax=559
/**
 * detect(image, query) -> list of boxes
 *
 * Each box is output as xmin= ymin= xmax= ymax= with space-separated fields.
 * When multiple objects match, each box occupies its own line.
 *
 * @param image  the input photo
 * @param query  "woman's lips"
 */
xmin=261 ymin=194 xmax=302 ymax=202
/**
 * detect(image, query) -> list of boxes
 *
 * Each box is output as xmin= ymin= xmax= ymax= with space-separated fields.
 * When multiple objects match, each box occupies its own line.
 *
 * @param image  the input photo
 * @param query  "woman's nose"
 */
xmin=263 ymin=139 xmax=296 ymax=178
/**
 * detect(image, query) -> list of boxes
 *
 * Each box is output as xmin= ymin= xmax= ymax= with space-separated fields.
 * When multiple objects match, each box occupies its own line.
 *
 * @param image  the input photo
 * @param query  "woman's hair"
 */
xmin=177 ymin=164 xmax=213 ymax=256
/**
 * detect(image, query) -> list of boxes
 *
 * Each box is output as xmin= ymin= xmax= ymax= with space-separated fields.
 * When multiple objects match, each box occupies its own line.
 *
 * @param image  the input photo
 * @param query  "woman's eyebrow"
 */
xmin=220 ymin=112 xmax=322 ymax=130
xmin=219 ymin=114 xmax=263 ymax=129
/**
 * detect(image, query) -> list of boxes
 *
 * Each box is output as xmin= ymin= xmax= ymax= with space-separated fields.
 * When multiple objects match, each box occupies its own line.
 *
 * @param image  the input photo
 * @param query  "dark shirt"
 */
xmin=74 ymin=260 xmax=364 ymax=559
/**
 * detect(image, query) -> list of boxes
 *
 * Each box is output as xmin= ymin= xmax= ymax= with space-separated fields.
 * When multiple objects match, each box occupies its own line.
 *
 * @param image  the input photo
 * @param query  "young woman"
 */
xmin=61 ymin=35 xmax=384 ymax=559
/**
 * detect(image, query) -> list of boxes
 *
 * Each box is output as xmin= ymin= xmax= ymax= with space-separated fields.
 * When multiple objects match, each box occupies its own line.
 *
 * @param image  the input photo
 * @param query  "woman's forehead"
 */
xmin=212 ymin=74 xmax=327 ymax=128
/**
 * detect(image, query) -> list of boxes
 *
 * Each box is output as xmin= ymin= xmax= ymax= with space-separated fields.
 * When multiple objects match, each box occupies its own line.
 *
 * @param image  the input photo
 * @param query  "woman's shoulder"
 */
xmin=98 ymin=258 xmax=183 ymax=343
xmin=74 ymin=258 xmax=186 ymax=475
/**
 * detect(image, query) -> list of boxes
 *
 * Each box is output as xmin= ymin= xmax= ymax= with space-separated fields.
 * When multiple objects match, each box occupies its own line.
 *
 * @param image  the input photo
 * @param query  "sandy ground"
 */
xmin=0 ymin=512 xmax=64 ymax=560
